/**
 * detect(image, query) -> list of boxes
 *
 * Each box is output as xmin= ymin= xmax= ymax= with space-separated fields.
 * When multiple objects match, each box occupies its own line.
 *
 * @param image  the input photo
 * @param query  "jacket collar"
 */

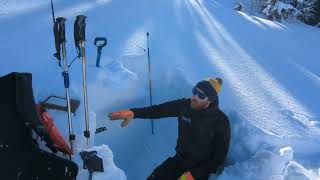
xmin=188 ymin=97 xmax=219 ymax=116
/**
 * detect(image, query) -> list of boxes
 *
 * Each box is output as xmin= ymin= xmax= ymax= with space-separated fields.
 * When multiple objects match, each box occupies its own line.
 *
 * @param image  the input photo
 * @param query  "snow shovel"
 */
xmin=40 ymin=95 xmax=80 ymax=115
xmin=80 ymin=150 xmax=104 ymax=180
xmin=94 ymin=37 xmax=107 ymax=67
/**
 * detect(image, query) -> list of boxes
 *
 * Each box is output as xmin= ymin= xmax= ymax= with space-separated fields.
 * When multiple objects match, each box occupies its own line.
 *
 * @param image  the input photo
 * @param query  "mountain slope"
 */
xmin=1 ymin=0 xmax=320 ymax=179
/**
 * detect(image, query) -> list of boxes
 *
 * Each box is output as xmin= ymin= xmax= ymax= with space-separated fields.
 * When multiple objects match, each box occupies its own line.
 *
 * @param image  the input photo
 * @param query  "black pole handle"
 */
xmin=74 ymin=15 xmax=87 ymax=42
xmin=56 ymin=17 xmax=67 ymax=43
xmin=53 ymin=17 xmax=67 ymax=62
xmin=74 ymin=15 xmax=87 ymax=56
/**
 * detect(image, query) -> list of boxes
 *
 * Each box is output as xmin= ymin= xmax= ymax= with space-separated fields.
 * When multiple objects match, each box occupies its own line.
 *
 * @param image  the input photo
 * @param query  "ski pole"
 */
xmin=94 ymin=37 xmax=107 ymax=67
xmin=146 ymin=32 xmax=154 ymax=135
xmin=51 ymin=0 xmax=63 ymax=67
xmin=50 ymin=0 xmax=55 ymax=23
xmin=74 ymin=15 xmax=90 ymax=148
xmin=54 ymin=17 xmax=75 ymax=155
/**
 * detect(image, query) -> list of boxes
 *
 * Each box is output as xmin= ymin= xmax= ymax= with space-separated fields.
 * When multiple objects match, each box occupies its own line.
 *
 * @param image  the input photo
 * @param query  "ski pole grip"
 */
xmin=75 ymin=15 xmax=87 ymax=42
xmin=62 ymin=71 xmax=70 ymax=88
xmin=56 ymin=17 xmax=67 ymax=43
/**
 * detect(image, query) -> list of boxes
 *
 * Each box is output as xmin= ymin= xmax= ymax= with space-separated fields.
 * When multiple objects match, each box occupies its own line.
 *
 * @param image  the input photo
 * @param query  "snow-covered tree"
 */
xmin=296 ymin=0 xmax=316 ymax=22
xmin=262 ymin=0 xmax=299 ymax=21
xmin=261 ymin=0 xmax=318 ymax=24
xmin=309 ymin=0 xmax=320 ymax=25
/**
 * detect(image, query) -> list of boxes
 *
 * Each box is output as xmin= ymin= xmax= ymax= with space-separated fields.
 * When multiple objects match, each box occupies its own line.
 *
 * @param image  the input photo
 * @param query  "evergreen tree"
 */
xmin=261 ymin=0 xmax=320 ymax=25
xmin=309 ymin=0 xmax=320 ymax=25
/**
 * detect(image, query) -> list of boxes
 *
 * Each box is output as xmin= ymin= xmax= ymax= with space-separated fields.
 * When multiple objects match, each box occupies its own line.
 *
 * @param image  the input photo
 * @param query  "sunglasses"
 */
xmin=192 ymin=87 xmax=207 ymax=100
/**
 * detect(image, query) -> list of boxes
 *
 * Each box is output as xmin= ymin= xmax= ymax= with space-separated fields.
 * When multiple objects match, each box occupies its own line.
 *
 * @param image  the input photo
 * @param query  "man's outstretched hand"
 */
xmin=108 ymin=109 xmax=134 ymax=127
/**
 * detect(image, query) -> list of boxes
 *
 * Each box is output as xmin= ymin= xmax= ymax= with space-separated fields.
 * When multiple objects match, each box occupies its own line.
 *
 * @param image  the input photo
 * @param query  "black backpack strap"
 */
xmin=14 ymin=73 xmax=54 ymax=146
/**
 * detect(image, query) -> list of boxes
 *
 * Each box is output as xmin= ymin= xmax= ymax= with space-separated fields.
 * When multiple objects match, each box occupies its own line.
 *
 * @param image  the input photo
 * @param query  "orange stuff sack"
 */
xmin=37 ymin=105 xmax=73 ymax=155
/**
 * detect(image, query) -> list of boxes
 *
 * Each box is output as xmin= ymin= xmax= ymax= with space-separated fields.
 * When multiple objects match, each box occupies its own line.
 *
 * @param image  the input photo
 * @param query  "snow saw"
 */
xmin=40 ymin=95 xmax=80 ymax=115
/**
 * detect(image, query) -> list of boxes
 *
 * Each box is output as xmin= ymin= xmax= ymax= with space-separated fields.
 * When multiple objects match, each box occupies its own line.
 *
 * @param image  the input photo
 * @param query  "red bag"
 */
xmin=37 ymin=105 xmax=73 ymax=155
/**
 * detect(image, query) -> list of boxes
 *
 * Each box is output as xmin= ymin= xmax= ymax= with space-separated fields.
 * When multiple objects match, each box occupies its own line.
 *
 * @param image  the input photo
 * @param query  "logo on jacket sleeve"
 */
xmin=181 ymin=115 xmax=191 ymax=124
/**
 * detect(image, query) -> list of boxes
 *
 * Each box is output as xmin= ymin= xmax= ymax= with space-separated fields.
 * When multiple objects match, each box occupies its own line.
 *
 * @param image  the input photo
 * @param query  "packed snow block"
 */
xmin=76 ymin=144 xmax=126 ymax=180
xmin=218 ymin=150 xmax=286 ymax=180
xmin=226 ymin=111 xmax=276 ymax=162
xmin=0 ymin=72 xmax=78 ymax=180
xmin=279 ymin=147 xmax=294 ymax=164
xmin=283 ymin=161 xmax=316 ymax=180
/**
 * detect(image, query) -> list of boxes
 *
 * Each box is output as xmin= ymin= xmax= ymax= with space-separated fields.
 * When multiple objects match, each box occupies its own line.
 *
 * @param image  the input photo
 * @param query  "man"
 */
xmin=108 ymin=78 xmax=231 ymax=180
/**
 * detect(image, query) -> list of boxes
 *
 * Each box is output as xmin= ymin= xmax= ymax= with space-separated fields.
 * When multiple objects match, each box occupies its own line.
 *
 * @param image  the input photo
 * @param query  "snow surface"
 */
xmin=1 ymin=0 xmax=320 ymax=179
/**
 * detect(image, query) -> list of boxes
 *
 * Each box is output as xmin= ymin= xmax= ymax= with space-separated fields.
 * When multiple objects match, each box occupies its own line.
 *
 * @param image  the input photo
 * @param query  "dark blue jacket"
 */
xmin=131 ymin=98 xmax=230 ymax=178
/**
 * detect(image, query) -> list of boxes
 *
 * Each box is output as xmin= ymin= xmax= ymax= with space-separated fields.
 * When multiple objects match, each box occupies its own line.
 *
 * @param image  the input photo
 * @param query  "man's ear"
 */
xmin=204 ymin=100 xmax=211 ymax=108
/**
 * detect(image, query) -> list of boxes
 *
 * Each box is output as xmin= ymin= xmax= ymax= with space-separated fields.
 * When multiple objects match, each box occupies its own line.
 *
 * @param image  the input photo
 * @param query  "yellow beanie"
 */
xmin=207 ymin=77 xmax=223 ymax=93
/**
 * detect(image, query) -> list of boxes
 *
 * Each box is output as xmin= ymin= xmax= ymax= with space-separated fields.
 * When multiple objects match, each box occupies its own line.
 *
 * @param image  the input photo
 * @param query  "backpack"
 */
xmin=0 ymin=72 xmax=78 ymax=180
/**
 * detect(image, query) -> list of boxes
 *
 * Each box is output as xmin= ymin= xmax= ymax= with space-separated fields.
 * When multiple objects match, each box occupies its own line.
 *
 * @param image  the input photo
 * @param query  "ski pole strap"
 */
xmin=74 ymin=15 xmax=87 ymax=56
xmin=94 ymin=37 xmax=107 ymax=67
xmin=53 ymin=17 xmax=67 ymax=61
xmin=68 ymin=55 xmax=81 ymax=68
